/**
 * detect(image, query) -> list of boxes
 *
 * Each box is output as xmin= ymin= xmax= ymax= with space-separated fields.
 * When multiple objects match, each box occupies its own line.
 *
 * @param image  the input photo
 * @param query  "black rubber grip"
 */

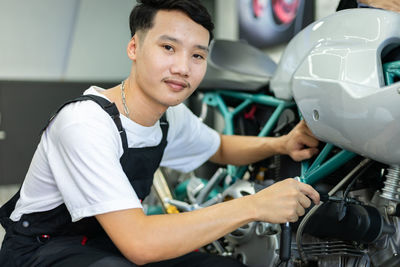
xmin=319 ymin=192 xmax=330 ymax=202
xmin=279 ymin=223 xmax=292 ymax=261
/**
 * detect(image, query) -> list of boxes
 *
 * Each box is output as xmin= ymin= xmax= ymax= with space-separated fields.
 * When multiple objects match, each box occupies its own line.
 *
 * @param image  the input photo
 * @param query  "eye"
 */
xmin=193 ymin=54 xmax=206 ymax=60
xmin=163 ymin=45 xmax=174 ymax=52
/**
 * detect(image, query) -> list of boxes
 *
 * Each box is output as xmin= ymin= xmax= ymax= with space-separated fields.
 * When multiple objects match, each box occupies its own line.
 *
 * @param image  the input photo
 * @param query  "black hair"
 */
xmin=129 ymin=0 xmax=214 ymax=42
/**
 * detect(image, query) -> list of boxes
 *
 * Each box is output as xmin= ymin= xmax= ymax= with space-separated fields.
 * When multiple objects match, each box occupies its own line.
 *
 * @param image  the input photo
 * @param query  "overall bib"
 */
xmin=0 ymin=95 xmax=245 ymax=267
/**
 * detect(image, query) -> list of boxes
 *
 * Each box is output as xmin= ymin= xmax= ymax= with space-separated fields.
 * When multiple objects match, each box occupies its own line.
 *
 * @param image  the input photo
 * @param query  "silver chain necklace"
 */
xmin=121 ymin=80 xmax=130 ymax=118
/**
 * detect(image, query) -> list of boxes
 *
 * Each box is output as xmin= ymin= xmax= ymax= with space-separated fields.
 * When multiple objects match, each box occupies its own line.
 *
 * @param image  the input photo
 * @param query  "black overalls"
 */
xmin=0 ymin=95 xmax=245 ymax=267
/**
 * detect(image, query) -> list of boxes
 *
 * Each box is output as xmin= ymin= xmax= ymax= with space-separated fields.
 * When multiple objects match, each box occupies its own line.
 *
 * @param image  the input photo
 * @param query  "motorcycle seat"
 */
xmin=199 ymin=39 xmax=277 ymax=92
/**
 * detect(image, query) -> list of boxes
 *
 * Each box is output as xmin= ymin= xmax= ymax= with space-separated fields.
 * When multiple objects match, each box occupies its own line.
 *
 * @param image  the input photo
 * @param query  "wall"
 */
xmin=0 ymin=0 xmax=133 ymax=82
xmin=0 ymin=0 xmax=341 ymax=81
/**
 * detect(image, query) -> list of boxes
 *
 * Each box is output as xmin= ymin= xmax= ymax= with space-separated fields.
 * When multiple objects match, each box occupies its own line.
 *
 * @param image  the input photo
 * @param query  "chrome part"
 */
xmin=196 ymin=168 xmax=226 ymax=204
xmin=200 ymin=193 xmax=223 ymax=208
xmin=293 ymin=241 xmax=366 ymax=258
xmin=387 ymin=205 xmax=396 ymax=215
xmin=223 ymin=181 xmax=281 ymax=266
xmin=199 ymin=100 xmax=208 ymax=123
xmin=186 ymin=177 xmax=205 ymax=204
xmin=227 ymin=222 xmax=257 ymax=245
xmin=313 ymin=254 xmax=370 ymax=267
xmin=223 ymin=180 xmax=257 ymax=244
xmin=164 ymin=198 xmax=193 ymax=212
xmin=211 ymin=240 xmax=229 ymax=256
xmin=228 ymin=222 xmax=280 ymax=267
xmin=256 ymin=222 xmax=279 ymax=237
xmin=381 ymin=165 xmax=400 ymax=202
xmin=222 ymin=180 xmax=256 ymax=200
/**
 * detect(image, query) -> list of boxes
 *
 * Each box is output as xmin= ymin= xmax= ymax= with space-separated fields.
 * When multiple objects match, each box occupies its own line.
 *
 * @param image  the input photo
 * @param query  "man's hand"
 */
xmin=210 ymin=120 xmax=320 ymax=166
xmin=280 ymin=120 xmax=319 ymax=162
xmin=359 ymin=0 xmax=400 ymax=12
xmin=250 ymin=178 xmax=320 ymax=223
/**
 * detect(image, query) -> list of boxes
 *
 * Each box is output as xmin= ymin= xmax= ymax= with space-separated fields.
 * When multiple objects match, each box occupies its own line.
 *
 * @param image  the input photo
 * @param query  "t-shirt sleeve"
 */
xmin=160 ymin=104 xmax=221 ymax=173
xmin=46 ymin=101 xmax=142 ymax=222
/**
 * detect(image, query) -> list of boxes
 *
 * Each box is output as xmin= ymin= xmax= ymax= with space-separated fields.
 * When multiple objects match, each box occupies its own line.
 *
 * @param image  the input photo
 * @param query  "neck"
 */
xmin=105 ymin=78 xmax=167 ymax=127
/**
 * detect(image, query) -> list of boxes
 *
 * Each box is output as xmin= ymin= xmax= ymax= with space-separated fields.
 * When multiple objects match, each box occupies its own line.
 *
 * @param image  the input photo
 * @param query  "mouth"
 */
xmin=163 ymin=78 xmax=190 ymax=91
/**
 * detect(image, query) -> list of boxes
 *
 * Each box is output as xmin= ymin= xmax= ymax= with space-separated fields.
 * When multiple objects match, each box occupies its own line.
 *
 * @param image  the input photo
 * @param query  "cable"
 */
xmin=338 ymin=160 xmax=373 ymax=220
xmin=295 ymin=158 xmax=371 ymax=264
xmin=343 ymin=160 xmax=373 ymax=199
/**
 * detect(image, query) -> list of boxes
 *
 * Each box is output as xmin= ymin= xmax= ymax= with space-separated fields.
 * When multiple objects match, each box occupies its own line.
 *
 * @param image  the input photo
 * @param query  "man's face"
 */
xmin=130 ymin=10 xmax=210 ymax=108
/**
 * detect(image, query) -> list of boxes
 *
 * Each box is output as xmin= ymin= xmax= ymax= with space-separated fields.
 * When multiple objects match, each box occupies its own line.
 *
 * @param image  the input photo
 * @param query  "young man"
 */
xmin=0 ymin=0 xmax=320 ymax=266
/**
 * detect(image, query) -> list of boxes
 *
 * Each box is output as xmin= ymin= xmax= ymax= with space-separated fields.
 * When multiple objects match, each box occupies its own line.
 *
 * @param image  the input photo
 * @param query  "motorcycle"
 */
xmin=148 ymin=8 xmax=400 ymax=267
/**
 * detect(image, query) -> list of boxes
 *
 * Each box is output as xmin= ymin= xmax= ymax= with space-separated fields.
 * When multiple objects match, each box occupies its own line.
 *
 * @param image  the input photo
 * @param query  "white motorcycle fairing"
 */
xmin=271 ymin=8 xmax=400 ymax=165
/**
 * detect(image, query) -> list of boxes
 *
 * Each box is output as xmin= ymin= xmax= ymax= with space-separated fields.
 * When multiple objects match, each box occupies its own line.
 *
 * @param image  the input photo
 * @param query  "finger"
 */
xmin=298 ymin=183 xmax=320 ymax=205
xmin=289 ymin=214 xmax=299 ymax=223
xmin=298 ymin=119 xmax=317 ymax=136
xmin=301 ymin=120 xmax=317 ymax=137
xmin=299 ymin=133 xmax=319 ymax=148
xmin=296 ymin=204 xmax=305 ymax=217
xmin=292 ymin=148 xmax=319 ymax=161
xmin=298 ymin=193 xmax=312 ymax=209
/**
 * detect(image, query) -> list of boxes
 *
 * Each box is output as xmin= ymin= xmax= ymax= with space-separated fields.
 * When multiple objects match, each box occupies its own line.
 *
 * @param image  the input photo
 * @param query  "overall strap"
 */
xmin=0 ymin=189 xmax=21 ymax=230
xmin=42 ymin=94 xmax=129 ymax=152
xmin=0 ymin=94 xmax=130 ymax=230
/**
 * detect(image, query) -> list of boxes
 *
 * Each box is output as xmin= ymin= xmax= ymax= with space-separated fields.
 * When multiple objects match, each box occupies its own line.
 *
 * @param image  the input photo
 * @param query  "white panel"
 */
xmin=64 ymin=0 xmax=134 ymax=81
xmin=0 ymin=0 xmax=79 ymax=80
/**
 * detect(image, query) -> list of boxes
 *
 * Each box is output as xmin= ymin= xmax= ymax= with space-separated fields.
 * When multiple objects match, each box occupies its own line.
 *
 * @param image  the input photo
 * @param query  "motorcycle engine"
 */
xmin=223 ymin=165 xmax=400 ymax=267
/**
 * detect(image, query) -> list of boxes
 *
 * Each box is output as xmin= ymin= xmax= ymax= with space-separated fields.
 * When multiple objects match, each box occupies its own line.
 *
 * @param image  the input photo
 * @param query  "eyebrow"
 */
xmin=159 ymin=35 xmax=209 ymax=53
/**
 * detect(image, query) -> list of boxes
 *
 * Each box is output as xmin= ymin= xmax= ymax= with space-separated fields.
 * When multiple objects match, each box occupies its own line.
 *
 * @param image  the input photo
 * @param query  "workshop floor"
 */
xmin=0 ymin=184 xmax=20 ymax=247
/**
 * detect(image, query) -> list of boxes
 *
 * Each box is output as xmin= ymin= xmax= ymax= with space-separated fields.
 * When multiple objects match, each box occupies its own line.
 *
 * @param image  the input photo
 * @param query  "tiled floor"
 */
xmin=0 ymin=184 xmax=20 ymax=247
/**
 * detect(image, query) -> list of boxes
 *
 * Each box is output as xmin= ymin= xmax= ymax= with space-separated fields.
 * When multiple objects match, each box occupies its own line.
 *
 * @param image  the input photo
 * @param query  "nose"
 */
xmin=170 ymin=54 xmax=190 ymax=78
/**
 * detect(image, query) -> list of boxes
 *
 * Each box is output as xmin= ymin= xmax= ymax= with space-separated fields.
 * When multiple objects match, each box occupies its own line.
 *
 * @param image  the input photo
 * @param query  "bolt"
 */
xmin=387 ymin=205 xmax=396 ymax=215
xmin=313 ymin=109 xmax=319 ymax=121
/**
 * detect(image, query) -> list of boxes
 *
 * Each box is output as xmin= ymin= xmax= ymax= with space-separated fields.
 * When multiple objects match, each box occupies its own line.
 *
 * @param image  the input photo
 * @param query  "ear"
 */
xmin=127 ymin=35 xmax=138 ymax=61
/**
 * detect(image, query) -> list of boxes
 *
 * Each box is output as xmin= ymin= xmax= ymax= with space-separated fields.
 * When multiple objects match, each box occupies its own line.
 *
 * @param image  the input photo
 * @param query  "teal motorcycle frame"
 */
xmin=185 ymin=57 xmax=400 ymax=187
xmin=170 ymin=53 xmax=400 ymax=204
xmin=201 ymin=90 xmax=356 ymax=187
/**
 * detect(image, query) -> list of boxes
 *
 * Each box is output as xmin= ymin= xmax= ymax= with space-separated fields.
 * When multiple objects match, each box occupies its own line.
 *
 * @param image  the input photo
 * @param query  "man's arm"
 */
xmin=210 ymin=120 xmax=319 ymax=165
xmin=96 ymin=120 xmax=320 ymax=265
xmin=96 ymin=178 xmax=319 ymax=265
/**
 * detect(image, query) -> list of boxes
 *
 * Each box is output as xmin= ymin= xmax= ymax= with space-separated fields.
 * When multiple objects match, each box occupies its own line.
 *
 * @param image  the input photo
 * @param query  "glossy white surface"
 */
xmin=271 ymin=9 xmax=400 ymax=164
xmin=271 ymin=9 xmax=400 ymax=99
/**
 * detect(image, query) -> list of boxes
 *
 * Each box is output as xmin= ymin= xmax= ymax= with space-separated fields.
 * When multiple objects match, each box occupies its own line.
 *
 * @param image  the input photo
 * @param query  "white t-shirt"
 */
xmin=10 ymin=86 xmax=220 ymax=222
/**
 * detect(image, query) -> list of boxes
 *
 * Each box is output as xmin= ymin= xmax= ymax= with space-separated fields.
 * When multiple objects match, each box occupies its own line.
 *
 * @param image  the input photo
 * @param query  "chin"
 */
xmin=167 ymin=99 xmax=184 ymax=107
xmin=163 ymin=94 xmax=190 ymax=107
xmin=157 ymin=98 xmax=183 ymax=108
